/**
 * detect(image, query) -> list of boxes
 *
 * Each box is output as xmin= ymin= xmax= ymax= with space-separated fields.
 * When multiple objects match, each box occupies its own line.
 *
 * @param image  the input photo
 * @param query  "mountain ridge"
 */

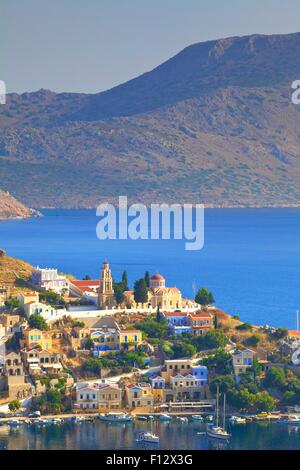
xmin=0 ymin=32 xmax=300 ymax=208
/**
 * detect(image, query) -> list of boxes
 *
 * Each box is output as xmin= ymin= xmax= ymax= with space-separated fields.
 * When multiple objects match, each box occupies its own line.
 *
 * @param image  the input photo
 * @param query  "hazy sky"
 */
xmin=1 ymin=0 xmax=300 ymax=94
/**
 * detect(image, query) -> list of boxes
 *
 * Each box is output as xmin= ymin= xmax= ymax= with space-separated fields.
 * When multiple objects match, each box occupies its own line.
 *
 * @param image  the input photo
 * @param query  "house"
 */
xmin=187 ymin=312 xmax=214 ymax=336
xmin=63 ymin=326 xmax=91 ymax=350
xmin=125 ymin=383 xmax=154 ymax=411
xmin=92 ymin=328 xmax=120 ymax=357
xmin=118 ymin=330 xmax=142 ymax=350
xmin=163 ymin=312 xmax=192 ymax=335
xmin=31 ymin=267 xmax=69 ymax=294
xmin=232 ymin=349 xmax=255 ymax=378
xmin=74 ymin=382 xmax=122 ymax=410
xmin=0 ymin=314 xmax=21 ymax=334
xmin=161 ymin=359 xmax=193 ymax=382
xmin=24 ymin=301 xmax=59 ymax=321
xmin=21 ymin=347 xmax=62 ymax=375
xmin=22 ymin=328 xmax=53 ymax=350
xmin=150 ymin=376 xmax=166 ymax=402
xmin=17 ymin=291 xmax=39 ymax=307
xmin=171 ymin=373 xmax=207 ymax=400
xmin=0 ymin=352 xmax=32 ymax=399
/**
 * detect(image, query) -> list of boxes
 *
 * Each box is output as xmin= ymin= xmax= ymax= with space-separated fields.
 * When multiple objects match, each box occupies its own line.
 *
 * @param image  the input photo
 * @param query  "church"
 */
xmin=98 ymin=261 xmax=182 ymax=310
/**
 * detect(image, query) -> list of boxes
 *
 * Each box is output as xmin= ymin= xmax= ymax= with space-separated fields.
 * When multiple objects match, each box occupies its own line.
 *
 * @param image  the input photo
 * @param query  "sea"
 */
xmin=0 ymin=208 xmax=299 ymax=329
xmin=0 ymin=419 xmax=300 ymax=450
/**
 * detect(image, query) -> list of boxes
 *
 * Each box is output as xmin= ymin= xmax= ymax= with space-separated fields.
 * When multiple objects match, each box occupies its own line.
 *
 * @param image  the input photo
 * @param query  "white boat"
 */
xmin=99 ymin=412 xmax=132 ymax=423
xmin=159 ymin=414 xmax=172 ymax=421
xmin=177 ymin=416 xmax=188 ymax=423
xmin=136 ymin=431 xmax=159 ymax=444
xmin=137 ymin=415 xmax=148 ymax=421
xmin=192 ymin=415 xmax=203 ymax=421
xmin=229 ymin=416 xmax=246 ymax=425
xmin=205 ymin=415 xmax=214 ymax=422
xmin=206 ymin=386 xmax=231 ymax=441
xmin=277 ymin=415 xmax=300 ymax=425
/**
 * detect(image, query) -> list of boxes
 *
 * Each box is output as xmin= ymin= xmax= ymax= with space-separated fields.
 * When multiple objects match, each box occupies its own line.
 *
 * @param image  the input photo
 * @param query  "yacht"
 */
xmin=136 ymin=431 xmax=159 ymax=444
xmin=99 ymin=412 xmax=132 ymax=423
xmin=206 ymin=387 xmax=231 ymax=441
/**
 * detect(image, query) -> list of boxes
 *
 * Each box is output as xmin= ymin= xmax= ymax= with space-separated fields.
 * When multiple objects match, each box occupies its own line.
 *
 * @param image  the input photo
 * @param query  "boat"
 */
xmin=192 ymin=415 xmax=203 ymax=422
xmin=99 ymin=412 xmax=132 ymax=423
xmin=176 ymin=416 xmax=188 ymax=423
xmin=277 ymin=415 xmax=300 ymax=425
xmin=8 ymin=420 xmax=21 ymax=427
xmin=159 ymin=414 xmax=172 ymax=421
xmin=136 ymin=431 xmax=159 ymax=444
xmin=229 ymin=416 xmax=246 ymax=425
xmin=206 ymin=386 xmax=231 ymax=441
xmin=137 ymin=415 xmax=148 ymax=421
xmin=147 ymin=415 xmax=154 ymax=420
xmin=205 ymin=415 xmax=214 ymax=422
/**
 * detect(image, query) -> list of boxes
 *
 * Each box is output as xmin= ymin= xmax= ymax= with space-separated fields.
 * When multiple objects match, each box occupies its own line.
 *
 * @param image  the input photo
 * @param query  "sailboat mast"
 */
xmin=216 ymin=385 xmax=219 ymax=427
xmin=223 ymin=394 xmax=226 ymax=430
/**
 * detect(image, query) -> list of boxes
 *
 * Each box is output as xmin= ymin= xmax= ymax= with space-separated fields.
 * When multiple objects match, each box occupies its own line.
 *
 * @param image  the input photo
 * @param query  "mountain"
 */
xmin=0 ymin=190 xmax=41 ymax=220
xmin=0 ymin=32 xmax=300 ymax=208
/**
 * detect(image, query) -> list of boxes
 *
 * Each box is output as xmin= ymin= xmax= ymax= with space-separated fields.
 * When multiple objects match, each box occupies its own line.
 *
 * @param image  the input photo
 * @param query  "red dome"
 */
xmin=151 ymin=273 xmax=165 ymax=281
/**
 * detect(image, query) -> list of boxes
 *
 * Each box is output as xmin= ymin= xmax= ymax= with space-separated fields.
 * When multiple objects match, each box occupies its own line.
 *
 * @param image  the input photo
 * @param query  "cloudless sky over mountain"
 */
xmin=1 ymin=0 xmax=300 ymax=93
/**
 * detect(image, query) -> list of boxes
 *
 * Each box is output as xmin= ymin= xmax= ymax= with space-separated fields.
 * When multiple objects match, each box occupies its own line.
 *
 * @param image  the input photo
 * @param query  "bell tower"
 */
xmin=98 ymin=260 xmax=115 ymax=308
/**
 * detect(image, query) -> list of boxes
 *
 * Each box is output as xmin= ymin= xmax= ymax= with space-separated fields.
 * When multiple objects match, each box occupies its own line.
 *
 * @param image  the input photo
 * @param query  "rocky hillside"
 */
xmin=0 ymin=251 xmax=33 ymax=287
xmin=0 ymin=32 xmax=300 ymax=207
xmin=0 ymin=191 xmax=41 ymax=220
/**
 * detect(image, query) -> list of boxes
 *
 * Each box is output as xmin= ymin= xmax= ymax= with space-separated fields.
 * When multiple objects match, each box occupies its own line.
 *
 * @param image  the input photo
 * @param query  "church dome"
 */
xmin=151 ymin=273 xmax=165 ymax=281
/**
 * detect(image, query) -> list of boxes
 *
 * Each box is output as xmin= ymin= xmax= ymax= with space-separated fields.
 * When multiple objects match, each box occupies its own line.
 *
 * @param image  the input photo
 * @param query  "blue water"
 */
xmin=0 ymin=208 xmax=299 ymax=329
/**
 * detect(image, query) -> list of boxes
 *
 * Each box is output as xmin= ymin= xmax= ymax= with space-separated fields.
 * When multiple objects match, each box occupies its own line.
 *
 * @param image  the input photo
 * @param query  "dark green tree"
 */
xmin=114 ymin=284 xmax=126 ymax=305
xmin=28 ymin=314 xmax=48 ymax=330
xmin=195 ymin=287 xmax=215 ymax=306
xmin=82 ymin=274 xmax=92 ymax=280
xmin=144 ymin=271 xmax=150 ymax=288
xmin=134 ymin=278 xmax=148 ymax=304
xmin=122 ymin=271 xmax=129 ymax=291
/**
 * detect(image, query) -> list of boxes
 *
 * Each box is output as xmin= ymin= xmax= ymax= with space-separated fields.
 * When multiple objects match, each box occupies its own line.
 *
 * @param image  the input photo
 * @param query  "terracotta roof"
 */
xmin=151 ymin=274 xmax=165 ymax=281
xmin=288 ymin=330 xmax=300 ymax=337
xmin=120 ymin=329 xmax=141 ymax=334
xmin=70 ymin=280 xmax=99 ymax=287
xmin=188 ymin=313 xmax=213 ymax=319
xmin=164 ymin=312 xmax=187 ymax=317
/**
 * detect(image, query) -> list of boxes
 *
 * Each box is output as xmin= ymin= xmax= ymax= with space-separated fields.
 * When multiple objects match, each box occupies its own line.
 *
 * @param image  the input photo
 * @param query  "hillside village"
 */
xmin=0 ymin=251 xmax=300 ymax=418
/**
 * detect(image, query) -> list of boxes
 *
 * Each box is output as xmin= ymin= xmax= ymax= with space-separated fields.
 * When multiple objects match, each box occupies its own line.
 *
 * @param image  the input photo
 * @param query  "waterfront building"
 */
xmin=0 ymin=352 xmax=31 ymax=400
xmin=31 ymin=267 xmax=69 ymax=294
xmin=74 ymin=382 xmax=122 ymax=410
xmin=161 ymin=359 xmax=193 ymax=382
xmin=125 ymin=383 xmax=154 ymax=411
xmin=98 ymin=261 xmax=115 ymax=308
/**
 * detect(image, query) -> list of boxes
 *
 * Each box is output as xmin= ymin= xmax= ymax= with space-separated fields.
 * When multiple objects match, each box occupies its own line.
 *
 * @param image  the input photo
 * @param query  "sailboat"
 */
xmin=207 ymin=386 xmax=231 ymax=441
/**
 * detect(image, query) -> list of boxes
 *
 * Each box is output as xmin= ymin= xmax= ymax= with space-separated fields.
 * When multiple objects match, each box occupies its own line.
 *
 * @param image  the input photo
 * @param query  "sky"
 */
xmin=1 ymin=0 xmax=300 ymax=94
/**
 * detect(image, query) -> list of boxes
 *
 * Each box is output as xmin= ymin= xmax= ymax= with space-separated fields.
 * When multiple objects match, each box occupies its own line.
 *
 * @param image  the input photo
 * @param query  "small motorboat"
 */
xmin=277 ymin=415 xmax=300 ymax=425
xmin=205 ymin=415 xmax=214 ymax=422
xmin=99 ymin=412 xmax=132 ymax=423
xmin=137 ymin=415 xmax=148 ymax=421
xmin=176 ymin=416 xmax=188 ymax=423
xmin=136 ymin=431 xmax=159 ymax=444
xmin=8 ymin=420 xmax=21 ymax=427
xmin=147 ymin=415 xmax=154 ymax=420
xmin=159 ymin=414 xmax=172 ymax=421
xmin=192 ymin=415 xmax=203 ymax=422
xmin=229 ymin=416 xmax=246 ymax=425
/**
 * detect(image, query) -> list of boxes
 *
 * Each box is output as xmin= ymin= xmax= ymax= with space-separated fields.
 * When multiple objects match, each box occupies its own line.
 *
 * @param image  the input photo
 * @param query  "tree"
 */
xmin=134 ymin=278 xmax=148 ymax=304
xmin=245 ymin=334 xmax=260 ymax=347
xmin=193 ymin=330 xmax=228 ymax=351
xmin=210 ymin=375 xmax=235 ymax=394
xmin=195 ymin=287 xmax=215 ymax=306
xmin=236 ymin=322 xmax=252 ymax=331
xmin=171 ymin=341 xmax=196 ymax=359
xmin=84 ymin=338 xmax=94 ymax=350
xmin=8 ymin=400 xmax=21 ymax=412
xmin=5 ymin=297 xmax=20 ymax=309
xmin=156 ymin=306 xmax=163 ymax=323
xmin=73 ymin=320 xmax=85 ymax=327
xmin=82 ymin=274 xmax=91 ymax=280
xmin=28 ymin=314 xmax=48 ymax=330
xmin=122 ymin=271 xmax=128 ymax=291
xmin=144 ymin=271 xmax=150 ymax=288
xmin=114 ymin=284 xmax=125 ymax=305
xmin=264 ymin=367 xmax=286 ymax=388
xmin=272 ymin=328 xmax=288 ymax=340
xmin=135 ymin=317 xmax=169 ymax=339
xmin=253 ymin=391 xmax=276 ymax=412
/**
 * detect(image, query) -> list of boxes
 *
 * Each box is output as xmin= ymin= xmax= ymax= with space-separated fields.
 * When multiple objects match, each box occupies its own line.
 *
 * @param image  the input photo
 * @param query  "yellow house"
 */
xmin=22 ymin=328 xmax=53 ymax=351
xmin=125 ymin=383 xmax=154 ymax=411
xmin=232 ymin=349 xmax=255 ymax=377
xmin=17 ymin=291 xmax=39 ymax=307
xmin=118 ymin=329 xmax=142 ymax=350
